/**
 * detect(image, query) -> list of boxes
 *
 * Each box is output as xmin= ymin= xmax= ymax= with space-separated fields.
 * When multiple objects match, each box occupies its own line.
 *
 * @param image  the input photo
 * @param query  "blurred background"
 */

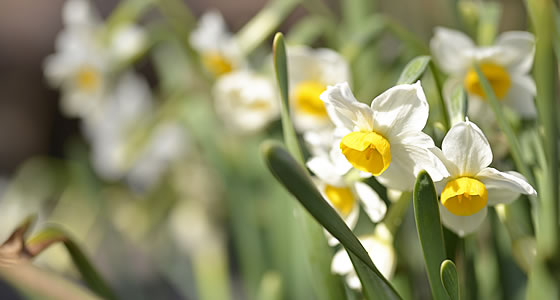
xmin=0 ymin=0 xmax=528 ymax=176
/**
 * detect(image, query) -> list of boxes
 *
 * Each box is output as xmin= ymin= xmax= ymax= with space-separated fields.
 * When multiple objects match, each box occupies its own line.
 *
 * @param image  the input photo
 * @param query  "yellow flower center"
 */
xmin=293 ymin=81 xmax=328 ymax=117
xmin=464 ymin=62 xmax=511 ymax=99
xmin=324 ymin=185 xmax=355 ymax=216
xmin=340 ymin=131 xmax=391 ymax=176
xmin=202 ymin=52 xmax=233 ymax=76
xmin=76 ymin=66 xmax=101 ymax=92
xmin=441 ymin=177 xmax=488 ymax=216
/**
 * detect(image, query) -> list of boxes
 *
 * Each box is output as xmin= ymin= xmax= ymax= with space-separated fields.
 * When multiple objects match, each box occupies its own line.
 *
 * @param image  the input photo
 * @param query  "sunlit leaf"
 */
xmin=440 ymin=260 xmax=459 ymax=300
xmin=413 ymin=171 xmax=448 ymax=300
xmin=272 ymin=33 xmax=304 ymax=164
xmin=397 ymin=56 xmax=431 ymax=85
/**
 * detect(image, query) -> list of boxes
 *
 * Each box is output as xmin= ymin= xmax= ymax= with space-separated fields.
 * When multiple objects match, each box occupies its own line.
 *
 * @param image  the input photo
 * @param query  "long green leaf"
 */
xmin=526 ymin=0 xmax=559 ymax=260
xmin=236 ymin=0 xmax=300 ymax=56
xmin=440 ymin=260 xmax=460 ymax=300
xmin=397 ymin=56 xmax=431 ymax=85
xmin=446 ymin=84 xmax=467 ymax=126
xmin=413 ymin=171 xmax=448 ymax=300
xmin=262 ymin=141 xmax=401 ymax=300
xmin=272 ymin=33 xmax=304 ymax=164
xmin=27 ymin=227 xmax=117 ymax=300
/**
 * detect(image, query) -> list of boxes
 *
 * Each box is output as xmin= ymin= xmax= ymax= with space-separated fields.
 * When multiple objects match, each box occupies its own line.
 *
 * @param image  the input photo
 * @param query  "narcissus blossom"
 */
xmin=213 ymin=70 xmax=279 ymax=133
xmin=44 ymin=0 xmax=146 ymax=118
xmin=321 ymin=82 xmax=448 ymax=191
xmin=306 ymin=131 xmax=386 ymax=245
xmin=434 ymin=120 xmax=537 ymax=236
xmin=331 ymin=225 xmax=396 ymax=289
xmin=190 ymin=11 xmax=244 ymax=77
xmin=431 ymin=27 xmax=536 ymax=119
xmin=287 ymin=46 xmax=351 ymax=131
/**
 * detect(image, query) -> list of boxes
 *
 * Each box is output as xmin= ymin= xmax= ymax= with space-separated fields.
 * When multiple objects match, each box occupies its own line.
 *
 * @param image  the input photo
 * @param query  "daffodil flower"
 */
xmin=306 ymin=131 xmax=386 ymax=245
xmin=190 ymin=11 xmax=244 ymax=77
xmin=434 ymin=119 xmax=537 ymax=236
xmin=287 ymin=46 xmax=351 ymax=132
xmin=213 ymin=70 xmax=279 ymax=133
xmin=321 ymin=82 xmax=449 ymax=191
xmin=331 ymin=225 xmax=396 ymax=288
xmin=44 ymin=0 xmax=147 ymax=118
xmin=431 ymin=27 xmax=536 ymax=119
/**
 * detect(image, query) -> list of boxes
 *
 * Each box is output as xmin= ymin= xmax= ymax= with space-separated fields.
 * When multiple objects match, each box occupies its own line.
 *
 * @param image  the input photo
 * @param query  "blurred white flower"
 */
xmin=44 ymin=0 xmax=147 ymax=118
xmin=213 ymin=70 xmax=279 ymax=133
xmin=190 ymin=10 xmax=244 ymax=76
xmin=321 ymin=82 xmax=449 ymax=191
xmin=431 ymin=27 xmax=536 ymax=119
xmin=433 ymin=119 xmax=536 ymax=236
xmin=127 ymin=121 xmax=189 ymax=191
xmin=109 ymin=24 xmax=148 ymax=62
xmin=331 ymin=225 xmax=396 ymax=289
xmin=287 ymin=46 xmax=351 ymax=132
xmin=83 ymin=72 xmax=153 ymax=180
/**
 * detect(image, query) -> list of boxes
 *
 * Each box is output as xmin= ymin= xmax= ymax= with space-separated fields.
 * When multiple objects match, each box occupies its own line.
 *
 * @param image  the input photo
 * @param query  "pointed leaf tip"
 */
xmin=441 ymin=260 xmax=459 ymax=300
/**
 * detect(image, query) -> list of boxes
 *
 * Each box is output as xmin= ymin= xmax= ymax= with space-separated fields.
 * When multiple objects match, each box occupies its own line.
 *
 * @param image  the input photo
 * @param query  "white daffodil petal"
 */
xmin=321 ymin=82 xmax=373 ymax=131
xmin=430 ymin=27 xmax=475 ymax=74
xmin=354 ymin=181 xmax=386 ymax=222
xmin=477 ymin=168 xmax=536 ymax=205
xmin=375 ymin=143 xmax=419 ymax=191
xmin=189 ymin=10 xmax=230 ymax=52
xmin=439 ymin=202 xmax=487 ymax=237
xmin=397 ymin=132 xmax=450 ymax=181
xmin=307 ymin=156 xmax=345 ymax=186
xmin=442 ymin=120 xmax=492 ymax=176
xmin=331 ymin=248 xmax=354 ymax=275
xmin=495 ymin=31 xmax=535 ymax=74
xmin=504 ymin=75 xmax=537 ymax=118
xmin=370 ymin=82 xmax=429 ymax=138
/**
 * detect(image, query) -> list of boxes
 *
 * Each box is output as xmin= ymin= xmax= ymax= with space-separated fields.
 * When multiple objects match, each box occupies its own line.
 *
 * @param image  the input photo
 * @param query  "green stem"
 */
xmin=383 ymin=192 xmax=411 ymax=236
xmin=429 ymin=62 xmax=450 ymax=131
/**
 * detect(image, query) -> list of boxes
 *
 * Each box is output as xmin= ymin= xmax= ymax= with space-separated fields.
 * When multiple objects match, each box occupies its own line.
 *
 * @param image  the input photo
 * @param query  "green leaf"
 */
xmin=397 ymin=56 xmax=431 ymax=85
xmin=413 ymin=171 xmax=448 ymax=300
xmin=476 ymin=2 xmax=501 ymax=46
xmin=447 ymin=84 xmax=467 ymax=126
xmin=27 ymin=227 xmax=117 ymax=300
xmin=262 ymin=141 xmax=401 ymax=300
xmin=286 ymin=16 xmax=329 ymax=45
xmin=440 ymin=260 xmax=460 ymax=300
xmin=272 ymin=33 xmax=304 ymax=164
xmin=236 ymin=0 xmax=300 ymax=56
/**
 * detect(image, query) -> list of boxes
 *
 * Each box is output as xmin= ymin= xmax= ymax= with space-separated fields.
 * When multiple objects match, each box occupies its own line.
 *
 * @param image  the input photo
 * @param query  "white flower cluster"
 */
xmin=44 ymin=0 xmax=188 ymax=191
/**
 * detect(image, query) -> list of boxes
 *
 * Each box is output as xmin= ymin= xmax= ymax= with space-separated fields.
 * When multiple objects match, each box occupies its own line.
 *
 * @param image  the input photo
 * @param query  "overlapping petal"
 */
xmin=321 ymin=82 xmax=373 ymax=131
xmin=370 ymin=82 xmax=429 ymax=138
xmin=430 ymin=27 xmax=475 ymax=74
xmin=441 ymin=120 xmax=492 ymax=176
xmin=477 ymin=168 xmax=536 ymax=205
xmin=439 ymin=203 xmax=488 ymax=237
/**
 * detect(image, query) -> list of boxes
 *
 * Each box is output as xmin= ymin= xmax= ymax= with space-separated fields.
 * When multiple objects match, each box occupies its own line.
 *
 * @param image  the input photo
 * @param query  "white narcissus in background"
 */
xmin=213 ymin=70 xmax=280 ymax=133
xmin=433 ymin=119 xmax=537 ymax=236
xmin=287 ymin=46 xmax=351 ymax=132
xmin=430 ymin=27 xmax=536 ymax=119
xmin=331 ymin=224 xmax=396 ymax=289
xmin=321 ymin=82 xmax=449 ymax=191
xmin=44 ymin=0 xmax=147 ymax=118
xmin=190 ymin=10 xmax=244 ymax=77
